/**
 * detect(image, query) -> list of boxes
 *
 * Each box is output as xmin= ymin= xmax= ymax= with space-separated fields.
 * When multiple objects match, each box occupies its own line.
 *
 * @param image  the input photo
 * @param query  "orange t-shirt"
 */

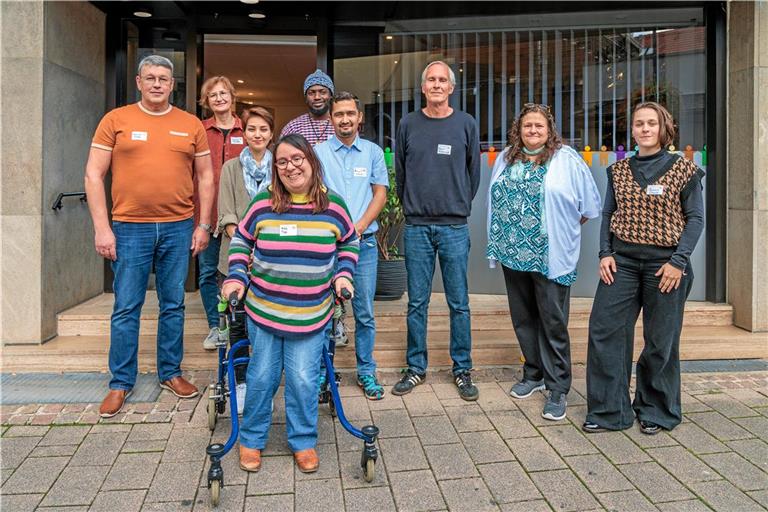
xmin=91 ymin=103 xmax=211 ymax=222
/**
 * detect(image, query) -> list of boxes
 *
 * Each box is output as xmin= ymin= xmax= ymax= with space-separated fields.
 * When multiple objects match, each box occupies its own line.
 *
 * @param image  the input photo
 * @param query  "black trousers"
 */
xmin=586 ymin=254 xmax=693 ymax=430
xmin=502 ymin=267 xmax=572 ymax=394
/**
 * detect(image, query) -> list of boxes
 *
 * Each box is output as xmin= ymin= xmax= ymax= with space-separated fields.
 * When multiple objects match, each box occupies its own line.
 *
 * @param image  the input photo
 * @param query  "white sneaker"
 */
xmin=236 ymin=383 xmax=246 ymax=415
xmin=203 ymin=327 xmax=218 ymax=351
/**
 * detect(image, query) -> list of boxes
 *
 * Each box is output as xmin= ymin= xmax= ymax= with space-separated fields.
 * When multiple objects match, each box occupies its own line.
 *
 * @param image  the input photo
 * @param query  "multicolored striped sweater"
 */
xmin=224 ymin=189 xmax=359 ymax=338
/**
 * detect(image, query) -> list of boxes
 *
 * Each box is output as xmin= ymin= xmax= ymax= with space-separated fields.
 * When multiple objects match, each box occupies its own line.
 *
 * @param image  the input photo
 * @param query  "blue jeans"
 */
xmin=197 ymin=234 xmax=221 ymax=328
xmin=109 ymin=218 xmax=193 ymax=390
xmin=240 ymin=318 xmax=326 ymax=451
xmin=351 ymin=234 xmax=378 ymax=376
xmin=404 ymin=224 xmax=472 ymax=376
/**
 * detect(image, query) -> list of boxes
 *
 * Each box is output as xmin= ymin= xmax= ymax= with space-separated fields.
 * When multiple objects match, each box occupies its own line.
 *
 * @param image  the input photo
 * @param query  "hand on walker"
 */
xmin=599 ymin=256 xmax=617 ymax=285
xmin=95 ymin=228 xmax=117 ymax=261
xmin=655 ymin=262 xmax=683 ymax=294
xmin=221 ymin=282 xmax=245 ymax=301
xmin=335 ymin=277 xmax=354 ymax=300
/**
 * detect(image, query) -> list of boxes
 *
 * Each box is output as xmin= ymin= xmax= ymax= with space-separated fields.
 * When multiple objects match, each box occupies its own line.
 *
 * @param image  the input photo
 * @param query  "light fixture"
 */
xmin=161 ymin=31 xmax=181 ymax=42
xmin=248 ymin=9 xmax=266 ymax=19
xmin=240 ymin=0 xmax=259 ymax=4
xmin=133 ymin=5 xmax=153 ymax=17
xmin=248 ymin=92 xmax=254 ymax=96
xmin=237 ymin=79 xmax=245 ymax=84
xmin=385 ymin=35 xmax=393 ymax=40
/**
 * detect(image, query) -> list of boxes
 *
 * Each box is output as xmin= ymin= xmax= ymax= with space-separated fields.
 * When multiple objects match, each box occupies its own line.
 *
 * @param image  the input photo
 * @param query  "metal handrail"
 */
xmin=52 ymin=192 xmax=87 ymax=211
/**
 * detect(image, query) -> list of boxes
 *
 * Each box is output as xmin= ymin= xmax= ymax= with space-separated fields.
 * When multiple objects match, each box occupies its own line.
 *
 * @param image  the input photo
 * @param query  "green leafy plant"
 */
xmin=375 ymin=155 xmax=404 ymax=260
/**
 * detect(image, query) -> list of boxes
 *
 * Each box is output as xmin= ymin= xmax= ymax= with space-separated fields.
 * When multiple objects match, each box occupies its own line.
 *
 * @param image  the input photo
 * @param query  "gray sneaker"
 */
xmin=509 ymin=379 xmax=545 ymax=399
xmin=542 ymin=391 xmax=567 ymax=421
xmin=203 ymin=327 xmax=219 ymax=351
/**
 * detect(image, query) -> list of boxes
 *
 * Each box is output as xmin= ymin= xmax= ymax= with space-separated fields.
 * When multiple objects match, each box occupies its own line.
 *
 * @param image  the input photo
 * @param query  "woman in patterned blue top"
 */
xmin=486 ymin=103 xmax=601 ymax=422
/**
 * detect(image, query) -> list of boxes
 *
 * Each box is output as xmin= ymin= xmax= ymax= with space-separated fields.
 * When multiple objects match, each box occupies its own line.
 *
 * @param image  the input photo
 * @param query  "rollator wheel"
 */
xmin=328 ymin=397 xmax=337 ymax=418
xmin=207 ymin=387 xmax=217 ymax=431
xmin=209 ymin=479 xmax=221 ymax=506
xmin=363 ymin=458 xmax=375 ymax=483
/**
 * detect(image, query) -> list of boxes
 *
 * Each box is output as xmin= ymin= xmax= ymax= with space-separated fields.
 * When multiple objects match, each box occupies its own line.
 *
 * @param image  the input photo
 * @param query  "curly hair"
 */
xmin=505 ymin=103 xmax=563 ymax=166
xmin=270 ymin=134 xmax=328 ymax=214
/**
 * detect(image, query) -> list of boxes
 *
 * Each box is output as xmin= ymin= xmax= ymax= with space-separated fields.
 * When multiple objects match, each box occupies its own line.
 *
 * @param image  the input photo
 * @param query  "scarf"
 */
xmin=240 ymin=146 xmax=272 ymax=199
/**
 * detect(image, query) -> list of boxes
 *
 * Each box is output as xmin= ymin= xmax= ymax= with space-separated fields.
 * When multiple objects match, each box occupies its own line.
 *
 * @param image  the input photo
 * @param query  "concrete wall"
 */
xmin=727 ymin=1 xmax=768 ymax=332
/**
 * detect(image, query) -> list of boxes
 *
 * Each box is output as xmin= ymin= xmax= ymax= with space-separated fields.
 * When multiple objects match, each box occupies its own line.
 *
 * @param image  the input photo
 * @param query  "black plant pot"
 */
xmin=375 ymin=258 xmax=406 ymax=301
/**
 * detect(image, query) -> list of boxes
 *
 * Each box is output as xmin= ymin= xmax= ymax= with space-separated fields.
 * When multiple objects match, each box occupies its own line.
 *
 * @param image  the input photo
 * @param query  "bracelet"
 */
xmin=198 ymin=223 xmax=212 ymax=232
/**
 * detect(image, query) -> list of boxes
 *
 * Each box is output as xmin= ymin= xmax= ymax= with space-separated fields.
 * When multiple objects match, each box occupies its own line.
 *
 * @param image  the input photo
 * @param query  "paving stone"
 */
xmin=38 ymin=426 xmax=91 ymax=446
xmin=28 ymin=443 xmax=78 ymax=457
xmin=432 ymin=382 xmax=463 ymax=400
xmin=724 ymin=389 xmax=768 ymax=407
xmin=412 ymin=415 xmax=460 ymax=445
xmin=476 ymin=382 xmax=517 ymax=412
xmin=127 ymin=423 xmax=173 ymax=441
xmin=538 ymin=424 xmax=598 ymax=457
xmin=477 ymin=461 xmax=542 ymax=504
xmin=646 ymin=446 xmax=720 ymax=484
xmin=529 ymin=469 xmax=600 ymax=512
xmin=438 ymin=477 xmax=497 ymax=512
xmin=669 ymin=422 xmax=729 ymax=454
xmin=379 ymin=436 xmax=428 ymax=472
xmin=39 ymin=464 xmax=109 ymax=507
xmin=499 ymin=500 xmax=553 ymax=511
xmin=35 ymin=507 xmax=88 ymax=511
xmin=726 ymin=438 xmax=768 ymax=472
xmin=335 ymin=420 xmax=362 ymax=453
xmin=656 ymin=499 xmax=716 ymax=512
xmin=245 ymin=454 xmax=293 ymax=495
xmin=69 ymin=431 xmax=128 ymax=466
xmin=733 ymin=416 xmax=768 ymax=440
xmin=1 ymin=456 xmax=68 ymax=494
xmin=566 ymin=405 xmax=588 ymax=429
xmin=389 ymin=469 xmax=446 ymax=512
xmin=700 ymin=452 xmax=767 ymax=491
xmin=344 ymin=486 xmax=396 ymax=512
xmin=696 ymin=393 xmax=760 ymax=418
xmin=589 ymin=431 xmax=651 ymax=464
xmin=2 ymin=468 xmax=13 ymax=485
xmin=367 ymin=394 xmax=405 ymax=411
xmin=103 ymin=452 xmax=161 ymax=490
xmin=337 ymin=395 xmax=373 ymax=422
xmin=681 ymin=392 xmax=712 ymax=413
xmin=618 ymin=461 xmax=694 ymax=503
xmin=424 ymin=442 xmax=478 ymax=480
xmin=145 ymin=461 xmax=204 ymax=502
xmin=460 ymin=431 xmax=515 ymax=463
xmin=565 ymin=453 xmax=634 ymax=493
xmin=486 ymin=410 xmax=539 ymax=439
xmin=3 ymin=426 xmax=49 ymax=437
xmin=371 ymin=408 xmax=416 ymax=439
xmin=295 ymin=478 xmax=343 ymax=512
xmin=622 ymin=426 xmax=678 ymax=448
xmin=316 ymin=414 xmax=336 ymax=445
xmin=403 ymin=390 xmax=445 ymax=417
xmin=141 ymin=500 xmax=194 ymax=511
xmin=596 ymin=490 xmax=658 ymax=512
xmin=193 ymin=483 xmax=244 ymax=511
xmin=0 ymin=494 xmax=43 ymax=512
xmin=90 ymin=424 xmax=132 ymax=433
xmin=89 ymin=490 xmax=146 ymax=512
xmin=689 ymin=480 xmax=765 ymax=512
xmin=747 ymin=490 xmax=768 ymax=509
xmin=566 ymin=389 xmax=587 ymax=407
xmin=339 ymin=448 xmax=388 ymax=489
xmin=262 ymin=424 xmax=291 ymax=455
xmin=294 ymin=442 xmax=339 ymax=481
xmin=122 ymin=439 xmax=167 ymax=453
xmin=687 ymin=412 xmax=753 ymax=441
xmin=506 ymin=437 xmax=566 ymax=472
xmin=446 ymin=405 xmax=494 ymax=432
xmin=244 ymin=493 xmax=294 ymax=511
xmin=162 ymin=426 xmax=210 ymax=463
xmin=0 ymin=436 xmax=41 ymax=469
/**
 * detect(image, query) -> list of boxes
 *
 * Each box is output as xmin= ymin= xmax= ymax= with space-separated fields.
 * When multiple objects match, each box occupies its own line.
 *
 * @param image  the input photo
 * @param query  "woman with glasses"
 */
xmin=198 ymin=76 xmax=247 ymax=351
xmin=486 ymin=103 xmax=601 ymax=421
xmin=221 ymin=133 xmax=359 ymax=474
xmin=583 ymin=102 xmax=704 ymax=435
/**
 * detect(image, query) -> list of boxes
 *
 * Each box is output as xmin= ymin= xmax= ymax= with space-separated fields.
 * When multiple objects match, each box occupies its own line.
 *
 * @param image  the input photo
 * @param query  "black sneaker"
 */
xmin=582 ymin=421 xmax=608 ymax=434
xmin=639 ymin=420 xmax=662 ymax=435
xmin=391 ymin=369 xmax=425 ymax=396
xmin=454 ymin=371 xmax=479 ymax=401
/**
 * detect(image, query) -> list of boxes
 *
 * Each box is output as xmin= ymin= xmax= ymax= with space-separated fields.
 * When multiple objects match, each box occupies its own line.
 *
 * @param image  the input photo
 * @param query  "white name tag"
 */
xmin=169 ymin=131 xmax=189 ymax=137
xmin=646 ymin=184 xmax=664 ymax=196
xmin=353 ymin=167 xmax=368 ymax=178
xmin=230 ymin=136 xmax=244 ymax=145
xmin=437 ymin=144 xmax=452 ymax=155
xmin=131 ymin=131 xmax=148 ymax=141
xmin=279 ymin=224 xmax=298 ymax=236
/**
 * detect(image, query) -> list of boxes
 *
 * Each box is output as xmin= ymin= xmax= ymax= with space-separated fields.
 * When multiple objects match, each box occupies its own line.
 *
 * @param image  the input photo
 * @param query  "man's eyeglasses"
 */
xmin=141 ymin=75 xmax=172 ymax=86
xmin=275 ymin=155 xmax=306 ymax=170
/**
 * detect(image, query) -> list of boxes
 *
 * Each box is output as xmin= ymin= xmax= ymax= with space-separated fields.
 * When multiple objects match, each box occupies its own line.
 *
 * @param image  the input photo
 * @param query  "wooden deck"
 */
xmin=1 ymin=293 xmax=765 ymax=373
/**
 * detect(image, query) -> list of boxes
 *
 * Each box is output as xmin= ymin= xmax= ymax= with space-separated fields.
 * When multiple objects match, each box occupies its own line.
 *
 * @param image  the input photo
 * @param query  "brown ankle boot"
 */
xmin=293 ymin=448 xmax=319 ymax=473
xmin=239 ymin=446 xmax=262 ymax=472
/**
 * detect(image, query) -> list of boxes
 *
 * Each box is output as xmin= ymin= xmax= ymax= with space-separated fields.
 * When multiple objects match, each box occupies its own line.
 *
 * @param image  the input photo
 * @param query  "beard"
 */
xmin=308 ymin=102 xmax=330 ymax=117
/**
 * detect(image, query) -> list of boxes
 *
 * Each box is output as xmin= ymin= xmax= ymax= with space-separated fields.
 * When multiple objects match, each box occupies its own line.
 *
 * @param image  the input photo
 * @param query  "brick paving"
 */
xmin=1 ymin=365 xmax=767 ymax=511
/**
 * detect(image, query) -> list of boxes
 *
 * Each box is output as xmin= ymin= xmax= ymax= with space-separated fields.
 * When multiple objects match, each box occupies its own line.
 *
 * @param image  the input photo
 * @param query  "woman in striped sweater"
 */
xmin=221 ymin=133 xmax=359 ymax=474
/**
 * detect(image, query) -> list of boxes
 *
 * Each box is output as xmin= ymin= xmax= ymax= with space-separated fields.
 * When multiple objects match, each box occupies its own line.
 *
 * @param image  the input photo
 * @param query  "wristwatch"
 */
xmin=198 ymin=223 xmax=212 ymax=232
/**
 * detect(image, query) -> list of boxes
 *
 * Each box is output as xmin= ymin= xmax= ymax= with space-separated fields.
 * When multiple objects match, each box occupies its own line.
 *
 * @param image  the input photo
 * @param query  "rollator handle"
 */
xmin=340 ymin=289 xmax=352 ymax=301
xmin=228 ymin=291 xmax=240 ymax=307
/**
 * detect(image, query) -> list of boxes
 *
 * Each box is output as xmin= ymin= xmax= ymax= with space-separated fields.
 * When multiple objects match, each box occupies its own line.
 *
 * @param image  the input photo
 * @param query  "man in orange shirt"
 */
xmin=85 ymin=55 xmax=215 ymax=417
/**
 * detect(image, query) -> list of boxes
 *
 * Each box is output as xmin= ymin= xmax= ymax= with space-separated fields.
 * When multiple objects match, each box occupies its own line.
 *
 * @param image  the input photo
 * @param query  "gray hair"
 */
xmin=421 ymin=61 xmax=456 ymax=86
xmin=137 ymin=55 xmax=174 ymax=76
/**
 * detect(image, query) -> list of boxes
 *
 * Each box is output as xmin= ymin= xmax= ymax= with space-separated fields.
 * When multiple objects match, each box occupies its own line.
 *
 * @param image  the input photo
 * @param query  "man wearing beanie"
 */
xmin=280 ymin=69 xmax=335 ymax=146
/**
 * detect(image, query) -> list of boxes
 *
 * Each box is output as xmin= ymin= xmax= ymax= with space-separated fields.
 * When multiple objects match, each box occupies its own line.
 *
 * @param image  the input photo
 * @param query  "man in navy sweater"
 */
xmin=393 ymin=60 xmax=481 ymax=401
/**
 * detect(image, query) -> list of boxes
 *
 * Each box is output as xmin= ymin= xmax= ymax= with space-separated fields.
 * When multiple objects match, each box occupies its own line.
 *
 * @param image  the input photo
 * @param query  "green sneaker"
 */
xmin=357 ymin=374 xmax=384 ymax=401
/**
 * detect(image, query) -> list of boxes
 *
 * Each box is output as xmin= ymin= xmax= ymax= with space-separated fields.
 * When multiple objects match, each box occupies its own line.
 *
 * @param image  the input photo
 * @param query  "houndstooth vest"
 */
xmin=609 ymin=155 xmax=699 ymax=247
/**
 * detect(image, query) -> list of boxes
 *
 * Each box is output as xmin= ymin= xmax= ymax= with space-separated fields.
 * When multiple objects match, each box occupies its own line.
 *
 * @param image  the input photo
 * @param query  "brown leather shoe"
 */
xmin=239 ymin=446 xmax=262 ymax=472
xmin=99 ymin=389 xmax=132 ymax=418
xmin=160 ymin=376 xmax=199 ymax=398
xmin=293 ymin=448 xmax=319 ymax=473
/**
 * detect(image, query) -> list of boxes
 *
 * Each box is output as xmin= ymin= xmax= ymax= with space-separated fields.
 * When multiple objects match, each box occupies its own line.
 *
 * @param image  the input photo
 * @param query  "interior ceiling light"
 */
xmin=248 ymin=9 xmax=266 ymax=19
xmin=237 ymin=79 xmax=245 ymax=84
xmin=133 ymin=5 xmax=153 ymax=17
xmin=240 ymin=0 xmax=259 ymax=4
xmin=162 ymin=31 xmax=181 ymax=41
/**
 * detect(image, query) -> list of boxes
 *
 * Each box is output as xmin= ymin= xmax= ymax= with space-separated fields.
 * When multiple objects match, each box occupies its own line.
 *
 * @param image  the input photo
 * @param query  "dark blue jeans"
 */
xmin=404 ymin=224 xmax=472 ymax=376
xmin=109 ymin=218 xmax=193 ymax=390
xmin=197 ymin=234 xmax=222 ymax=328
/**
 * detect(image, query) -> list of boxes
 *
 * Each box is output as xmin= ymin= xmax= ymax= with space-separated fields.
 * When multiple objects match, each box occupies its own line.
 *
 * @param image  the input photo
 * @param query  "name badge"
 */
xmin=230 ymin=136 xmax=244 ymax=145
xmin=437 ymin=144 xmax=452 ymax=155
xmin=646 ymin=185 xmax=664 ymax=196
xmin=279 ymin=224 xmax=298 ymax=236
xmin=353 ymin=167 xmax=368 ymax=178
xmin=131 ymin=131 xmax=148 ymax=141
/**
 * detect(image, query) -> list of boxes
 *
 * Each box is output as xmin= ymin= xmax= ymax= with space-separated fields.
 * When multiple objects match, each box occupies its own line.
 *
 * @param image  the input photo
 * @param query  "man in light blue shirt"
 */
xmin=315 ymin=91 xmax=388 ymax=400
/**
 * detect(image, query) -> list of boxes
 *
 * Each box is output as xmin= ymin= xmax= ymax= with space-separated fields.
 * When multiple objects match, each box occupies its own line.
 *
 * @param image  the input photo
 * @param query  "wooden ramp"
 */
xmin=1 ymin=293 xmax=765 ymax=373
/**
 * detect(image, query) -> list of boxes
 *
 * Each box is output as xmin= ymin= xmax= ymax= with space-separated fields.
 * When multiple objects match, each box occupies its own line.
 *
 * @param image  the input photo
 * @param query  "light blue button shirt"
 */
xmin=315 ymin=135 xmax=389 ymax=234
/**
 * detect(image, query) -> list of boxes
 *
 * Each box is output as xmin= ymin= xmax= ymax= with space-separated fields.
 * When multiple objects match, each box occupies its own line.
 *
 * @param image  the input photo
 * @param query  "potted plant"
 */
xmin=374 ymin=148 xmax=406 ymax=300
